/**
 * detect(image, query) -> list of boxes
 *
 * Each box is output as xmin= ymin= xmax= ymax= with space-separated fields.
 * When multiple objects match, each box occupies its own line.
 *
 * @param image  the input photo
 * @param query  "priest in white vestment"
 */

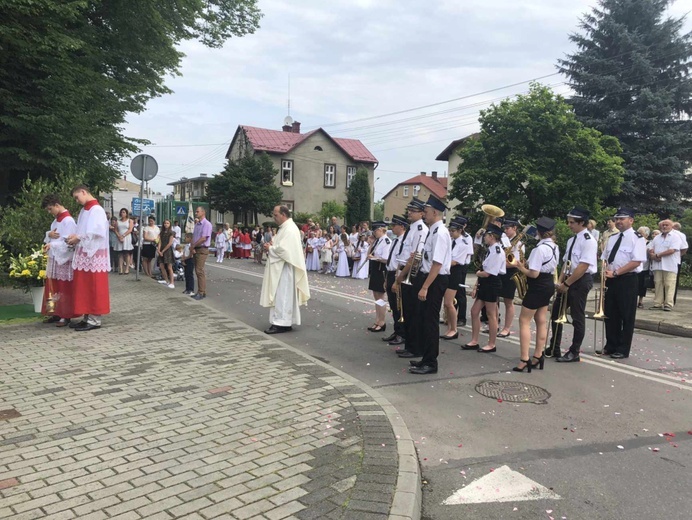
xmin=260 ymin=205 xmax=310 ymax=334
xmin=66 ymin=185 xmax=110 ymax=331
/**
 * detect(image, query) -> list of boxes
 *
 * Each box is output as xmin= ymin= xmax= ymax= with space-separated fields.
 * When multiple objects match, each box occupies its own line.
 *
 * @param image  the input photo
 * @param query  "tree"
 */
xmin=449 ymin=84 xmax=625 ymax=221
xmin=206 ymin=153 xmax=282 ymax=224
xmin=318 ymin=201 xmax=346 ymax=227
xmin=345 ymin=168 xmax=371 ymax=226
xmin=558 ymin=0 xmax=692 ymax=215
xmin=373 ymin=200 xmax=385 ymax=221
xmin=0 ymin=0 xmax=262 ymax=201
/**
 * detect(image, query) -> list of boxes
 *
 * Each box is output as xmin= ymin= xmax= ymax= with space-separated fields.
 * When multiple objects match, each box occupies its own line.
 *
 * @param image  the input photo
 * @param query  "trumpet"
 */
xmin=397 ymin=283 xmax=404 ymax=323
xmin=402 ymin=236 xmax=424 ymax=286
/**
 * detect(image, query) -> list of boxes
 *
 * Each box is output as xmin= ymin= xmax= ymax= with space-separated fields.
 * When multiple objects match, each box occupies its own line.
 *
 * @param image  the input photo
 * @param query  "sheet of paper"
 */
xmin=375 ymin=299 xmax=388 ymax=307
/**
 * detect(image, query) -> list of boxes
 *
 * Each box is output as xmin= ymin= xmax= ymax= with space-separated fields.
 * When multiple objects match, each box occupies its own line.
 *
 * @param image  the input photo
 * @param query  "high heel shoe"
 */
xmin=371 ymin=324 xmax=386 ymax=333
xmin=530 ymin=353 xmax=545 ymax=370
xmin=513 ymin=359 xmax=532 ymax=373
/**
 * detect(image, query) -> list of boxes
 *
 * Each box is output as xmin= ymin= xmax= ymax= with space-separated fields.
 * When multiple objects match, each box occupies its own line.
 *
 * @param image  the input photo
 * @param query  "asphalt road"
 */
xmin=200 ymin=259 xmax=692 ymax=520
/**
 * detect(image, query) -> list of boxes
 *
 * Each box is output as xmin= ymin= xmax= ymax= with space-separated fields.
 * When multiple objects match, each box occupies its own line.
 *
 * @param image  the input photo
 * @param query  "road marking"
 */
xmin=442 ymin=465 xmax=560 ymax=505
xmin=208 ymin=263 xmax=691 ymax=391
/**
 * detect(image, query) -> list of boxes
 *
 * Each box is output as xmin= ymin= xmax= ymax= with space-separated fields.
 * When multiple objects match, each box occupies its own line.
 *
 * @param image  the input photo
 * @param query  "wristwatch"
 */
xmin=613 ymin=269 xmax=619 ymax=277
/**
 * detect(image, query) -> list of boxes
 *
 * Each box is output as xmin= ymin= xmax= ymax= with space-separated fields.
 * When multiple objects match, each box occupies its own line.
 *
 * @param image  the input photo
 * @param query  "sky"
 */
xmin=123 ymin=0 xmax=692 ymax=201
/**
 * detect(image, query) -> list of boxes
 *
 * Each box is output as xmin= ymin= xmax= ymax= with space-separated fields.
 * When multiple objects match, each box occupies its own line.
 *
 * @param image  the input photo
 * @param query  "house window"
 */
xmin=281 ymin=200 xmax=294 ymax=214
xmin=324 ymin=164 xmax=336 ymax=188
xmin=314 ymin=146 xmax=323 ymax=151
xmin=216 ymin=211 xmax=223 ymax=224
xmin=413 ymin=185 xmax=420 ymax=197
xmin=281 ymin=160 xmax=294 ymax=186
xmin=395 ymin=190 xmax=398 ymax=197
xmin=403 ymin=186 xmax=409 ymax=197
xmin=346 ymin=166 xmax=357 ymax=188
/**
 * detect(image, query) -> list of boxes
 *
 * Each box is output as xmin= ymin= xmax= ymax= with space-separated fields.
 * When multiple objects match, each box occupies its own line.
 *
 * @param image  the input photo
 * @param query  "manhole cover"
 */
xmin=475 ymin=380 xmax=551 ymax=404
xmin=0 ymin=409 xmax=22 ymax=420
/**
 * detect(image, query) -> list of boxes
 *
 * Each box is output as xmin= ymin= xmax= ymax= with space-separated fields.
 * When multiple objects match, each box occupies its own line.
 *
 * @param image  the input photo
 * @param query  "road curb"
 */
xmin=192 ymin=293 xmax=422 ymax=520
xmin=585 ymin=315 xmax=692 ymax=338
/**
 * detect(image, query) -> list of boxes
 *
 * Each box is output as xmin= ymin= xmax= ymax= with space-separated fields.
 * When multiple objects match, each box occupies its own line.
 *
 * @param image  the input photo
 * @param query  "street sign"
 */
xmin=132 ymin=197 xmax=155 ymax=216
xmin=130 ymin=154 xmax=158 ymax=181
xmin=175 ymin=205 xmax=187 ymax=216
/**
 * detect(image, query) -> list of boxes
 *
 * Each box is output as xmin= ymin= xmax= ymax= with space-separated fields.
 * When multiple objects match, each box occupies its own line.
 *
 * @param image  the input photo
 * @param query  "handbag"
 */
xmin=306 ymin=245 xmax=314 ymax=253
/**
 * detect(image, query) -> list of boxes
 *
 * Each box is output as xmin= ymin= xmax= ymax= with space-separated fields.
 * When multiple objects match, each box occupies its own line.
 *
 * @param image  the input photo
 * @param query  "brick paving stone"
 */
xmin=0 ymin=276 xmax=404 ymax=520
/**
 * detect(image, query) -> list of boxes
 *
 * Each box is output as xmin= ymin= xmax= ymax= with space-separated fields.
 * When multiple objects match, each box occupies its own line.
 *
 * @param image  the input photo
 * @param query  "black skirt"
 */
xmin=448 ymin=265 xmax=463 ymax=290
xmin=522 ymin=272 xmax=554 ymax=310
xmin=142 ymin=244 xmax=156 ymax=259
xmin=368 ymin=261 xmax=386 ymax=292
xmin=477 ymin=275 xmax=502 ymax=303
xmin=499 ymin=267 xmax=518 ymax=299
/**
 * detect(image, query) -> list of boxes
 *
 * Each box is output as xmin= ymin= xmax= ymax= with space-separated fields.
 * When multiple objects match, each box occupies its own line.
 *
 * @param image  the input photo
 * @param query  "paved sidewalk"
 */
xmin=0 ymin=276 xmax=420 ymax=520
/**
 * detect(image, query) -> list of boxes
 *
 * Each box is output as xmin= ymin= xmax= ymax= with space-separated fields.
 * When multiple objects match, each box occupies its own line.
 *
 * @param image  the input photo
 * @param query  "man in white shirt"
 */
xmin=671 ymin=222 xmax=688 ymax=304
xmin=649 ymin=220 xmax=681 ymax=311
xmin=172 ymin=220 xmax=182 ymax=246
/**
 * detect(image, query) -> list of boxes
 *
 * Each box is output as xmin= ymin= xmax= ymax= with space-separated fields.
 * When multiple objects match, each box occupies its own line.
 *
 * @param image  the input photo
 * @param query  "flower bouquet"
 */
xmin=8 ymin=247 xmax=47 ymax=292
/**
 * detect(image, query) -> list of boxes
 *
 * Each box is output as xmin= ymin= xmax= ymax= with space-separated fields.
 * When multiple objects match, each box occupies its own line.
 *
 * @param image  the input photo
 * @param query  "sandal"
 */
xmin=497 ymin=330 xmax=511 ymax=338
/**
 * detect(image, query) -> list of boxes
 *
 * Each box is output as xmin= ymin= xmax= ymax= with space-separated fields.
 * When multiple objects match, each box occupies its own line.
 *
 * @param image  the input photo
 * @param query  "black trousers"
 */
xmin=604 ymin=274 xmax=638 ymax=357
xmin=549 ymin=275 xmax=593 ymax=355
xmin=420 ymin=274 xmax=449 ymax=366
xmin=403 ymin=276 xmax=424 ymax=356
xmin=674 ymin=263 xmax=681 ymax=304
xmin=184 ymin=258 xmax=195 ymax=292
xmin=454 ymin=265 xmax=468 ymax=322
xmin=386 ymin=270 xmax=405 ymax=338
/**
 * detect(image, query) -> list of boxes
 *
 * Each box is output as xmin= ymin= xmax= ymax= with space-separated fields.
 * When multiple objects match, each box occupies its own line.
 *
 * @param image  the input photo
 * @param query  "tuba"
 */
xmin=473 ymin=204 xmax=505 ymax=269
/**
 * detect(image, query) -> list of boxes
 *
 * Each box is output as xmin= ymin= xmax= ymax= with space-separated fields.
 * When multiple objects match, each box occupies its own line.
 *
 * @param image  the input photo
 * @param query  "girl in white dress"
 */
xmin=114 ymin=208 xmax=134 ymax=274
xmin=319 ymin=234 xmax=333 ymax=273
xmin=352 ymin=234 xmax=370 ymax=279
xmin=215 ymin=226 xmax=226 ymax=263
xmin=335 ymin=233 xmax=351 ymax=277
xmin=305 ymin=231 xmax=320 ymax=271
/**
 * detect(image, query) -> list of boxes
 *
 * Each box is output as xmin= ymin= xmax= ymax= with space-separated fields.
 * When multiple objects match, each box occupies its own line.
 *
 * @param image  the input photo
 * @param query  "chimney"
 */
xmin=292 ymin=121 xmax=301 ymax=134
xmin=432 ymin=171 xmax=438 ymax=180
xmin=420 ymin=171 xmax=427 ymax=176
xmin=282 ymin=125 xmax=292 ymax=132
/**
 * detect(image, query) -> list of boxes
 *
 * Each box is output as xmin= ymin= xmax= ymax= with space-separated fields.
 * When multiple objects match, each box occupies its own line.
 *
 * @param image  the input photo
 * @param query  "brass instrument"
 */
xmin=506 ymin=225 xmax=530 ymax=300
xmin=554 ymin=260 xmax=572 ymax=325
xmin=473 ymin=204 xmax=505 ymax=269
xmin=397 ymin=282 xmax=404 ymax=323
xmin=402 ymin=236 xmax=424 ymax=286
xmin=593 ymin=259 xmax=607 ymax=320
xmin=545 ymin=259 xmax=571 ymax=358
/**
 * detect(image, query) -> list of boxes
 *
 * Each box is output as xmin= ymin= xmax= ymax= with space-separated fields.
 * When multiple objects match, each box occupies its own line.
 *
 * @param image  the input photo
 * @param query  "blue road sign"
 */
xmin=175 ymin=205 xmax=187 ymax=216
xmin=132 ymin=197 xmax=155 ymax=216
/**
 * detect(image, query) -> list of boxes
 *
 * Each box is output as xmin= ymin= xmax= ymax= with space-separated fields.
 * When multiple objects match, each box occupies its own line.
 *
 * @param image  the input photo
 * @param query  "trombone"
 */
xmin=593 ymin=259 xmax=608 ymax=353
xmin=546 ymin=260 xmax=571 ymax=357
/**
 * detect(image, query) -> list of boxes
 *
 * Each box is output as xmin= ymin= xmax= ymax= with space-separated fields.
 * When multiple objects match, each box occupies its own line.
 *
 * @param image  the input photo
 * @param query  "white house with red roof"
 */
xmin=381 ymin=171 xmax=449 ymax=221
xmin=225 ymin=121 xmax=378 ymax=219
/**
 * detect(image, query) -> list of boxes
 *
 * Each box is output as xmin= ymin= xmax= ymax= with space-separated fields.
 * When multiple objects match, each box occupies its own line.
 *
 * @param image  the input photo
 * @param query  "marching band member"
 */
xmin=393 ymin=198 xmax=428 ymax=359
xmin=498 ymin=218 xmax=524 ymax=337
xmin=367 ymin=222 xmax=392 ymax=333
xmin=441 ymin=216 xmax=468 ymax=340
xmin=408 ymin=195 xmax=451 ymax=375
xmin=552 ymin=207 xmax=598 ymax=363
xmin=478 ymin=216 xmax=506 ymax=334
xmin=383 ymin=215 xmax=409 ymax=346
xmin=464 ymin=224 xmax=505 ymax=352
xmin=511 ymin=217 xmax=559 ymax=372
xmin=599 ymin=208 xmax=646 ymax=359
xmin=454 ymin=217 xmax=474 ymax=328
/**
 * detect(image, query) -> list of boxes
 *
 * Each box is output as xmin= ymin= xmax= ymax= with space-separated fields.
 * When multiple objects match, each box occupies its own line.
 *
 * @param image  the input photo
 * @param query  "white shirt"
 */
xmin=386 ymin=233 xmax=405 ymax=271
xmin=601 ymin=227 xmax=647 ymax=273
xmin=671 ymin=229 xmax=688 ymax=265
xmin=371 ymin=234 xmax=392 ymax=263
xmin=172 ymin=225 xmax=182 ymax=245
xmin=482 ymin=242 xmax=506 ymax=276
xmin=651 ymin=232 xmax=682 ymax=273
xmin=142 ymin=225 xmax=160 ymax=245
xmin=421 ymin=220 xmax=452 ymax=275
xmin=528 ymin=238 xmax=559 ymax=273
xmin=455 ymin=232 xmax=474 ymax=266
xmin=400 ymin=218 xmax=428 ymax=268
xmin=564 ymin=229 xmax=598 ymax=275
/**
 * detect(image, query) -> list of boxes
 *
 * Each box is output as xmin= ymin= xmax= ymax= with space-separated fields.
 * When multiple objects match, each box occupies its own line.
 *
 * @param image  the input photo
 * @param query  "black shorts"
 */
xmin=522 ymin=272 xmax=554 ymax=310
xmin=448 ymin=265 xmax=463 ymax=290
xmin=477 ymin=275 xmax=501 ymax=303
xmin=368 ymin=263 xmax=386 ymax=292
xmin=142 ymin=244 xmax=156 ymax=259
xmin=499 ymin=268 xmax=518 ymax=299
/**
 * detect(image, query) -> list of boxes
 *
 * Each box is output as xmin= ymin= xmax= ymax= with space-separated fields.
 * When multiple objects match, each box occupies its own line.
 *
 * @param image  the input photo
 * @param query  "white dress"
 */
xmin=335 ymin=243 xmax=351 ymax=277
xmin=352 ymin=242 xmax=369 ymax=279
xmin=114 ymin=219 xmax=133 ymax=251
xmin=306 ymin=238 xmax=320 ymax=271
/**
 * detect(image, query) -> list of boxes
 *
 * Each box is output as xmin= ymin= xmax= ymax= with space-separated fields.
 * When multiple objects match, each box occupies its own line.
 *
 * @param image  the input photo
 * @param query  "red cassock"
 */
xmin=71 ymin=200 xmax=111 ymax=316
xmin=42 ymin=210 xmax=79 ymax=318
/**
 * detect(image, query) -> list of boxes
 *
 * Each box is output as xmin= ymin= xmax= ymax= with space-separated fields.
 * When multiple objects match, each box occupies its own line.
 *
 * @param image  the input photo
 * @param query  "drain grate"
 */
xmin=0 ymin=409 xmax=22 ymax=421
xmin=475 ymin=380 xmax=551 ymax=404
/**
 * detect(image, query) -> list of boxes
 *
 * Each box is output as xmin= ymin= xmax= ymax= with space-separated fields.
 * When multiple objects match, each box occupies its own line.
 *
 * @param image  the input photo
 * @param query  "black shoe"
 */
xmin=43 ymin=315 xmax=61 ymax=324
xmin=610 ymin=352 xmax=628 ymax=359
xmin=382 ymin=332 xmax=397 ymax=342
xmin=75 ymin=323 xmax=101 ymax=331
xmin=69 ymin=320 xmax=87 ymax=329
xmin=556 ymin=351 xmax=580 ymax=363
xmin=595 ymin=349 xmax=611 ymax=356
xmin=513 ymin=359 xmax=532 ymax=373
xmin=530 ymin=353 xmax=546 ymax=369
xmin=461 ymin=343 xmax=480 ymax=351
xmin=370 ymin=324 xmax=386 ymax=333
xmin=394 ymin=346 xmax=407 ymax=354
xmin=264 ymin=325 xmax=293 ymax=335
xmin=397 ymin=350 xmax=418 ymax=358
xmin=440 ymin=332 xmax=459 ymax=340
xmin=478 ymin=347 xmax=497 ymax=353
xmin=388 ymin=336 xmax=405 ymax=346
xmin=409 ymin=360 xmax=424 ymax=367
xmin=409 ymin=364 xmax=437 ymax=374
xmin=192 ymin=293 xmax=206 ymax=300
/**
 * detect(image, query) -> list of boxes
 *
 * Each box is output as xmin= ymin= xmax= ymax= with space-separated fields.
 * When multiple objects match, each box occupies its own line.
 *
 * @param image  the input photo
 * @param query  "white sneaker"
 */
xmin=158 ymin=280 xmax=167 ymax=284
xmin=167 ymin=284 xmax=175 ymax=289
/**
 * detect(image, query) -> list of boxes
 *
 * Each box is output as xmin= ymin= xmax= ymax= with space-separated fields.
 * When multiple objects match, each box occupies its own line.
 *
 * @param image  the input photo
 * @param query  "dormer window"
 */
xmin=314 ymin=146 xmax=323 ymax=151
